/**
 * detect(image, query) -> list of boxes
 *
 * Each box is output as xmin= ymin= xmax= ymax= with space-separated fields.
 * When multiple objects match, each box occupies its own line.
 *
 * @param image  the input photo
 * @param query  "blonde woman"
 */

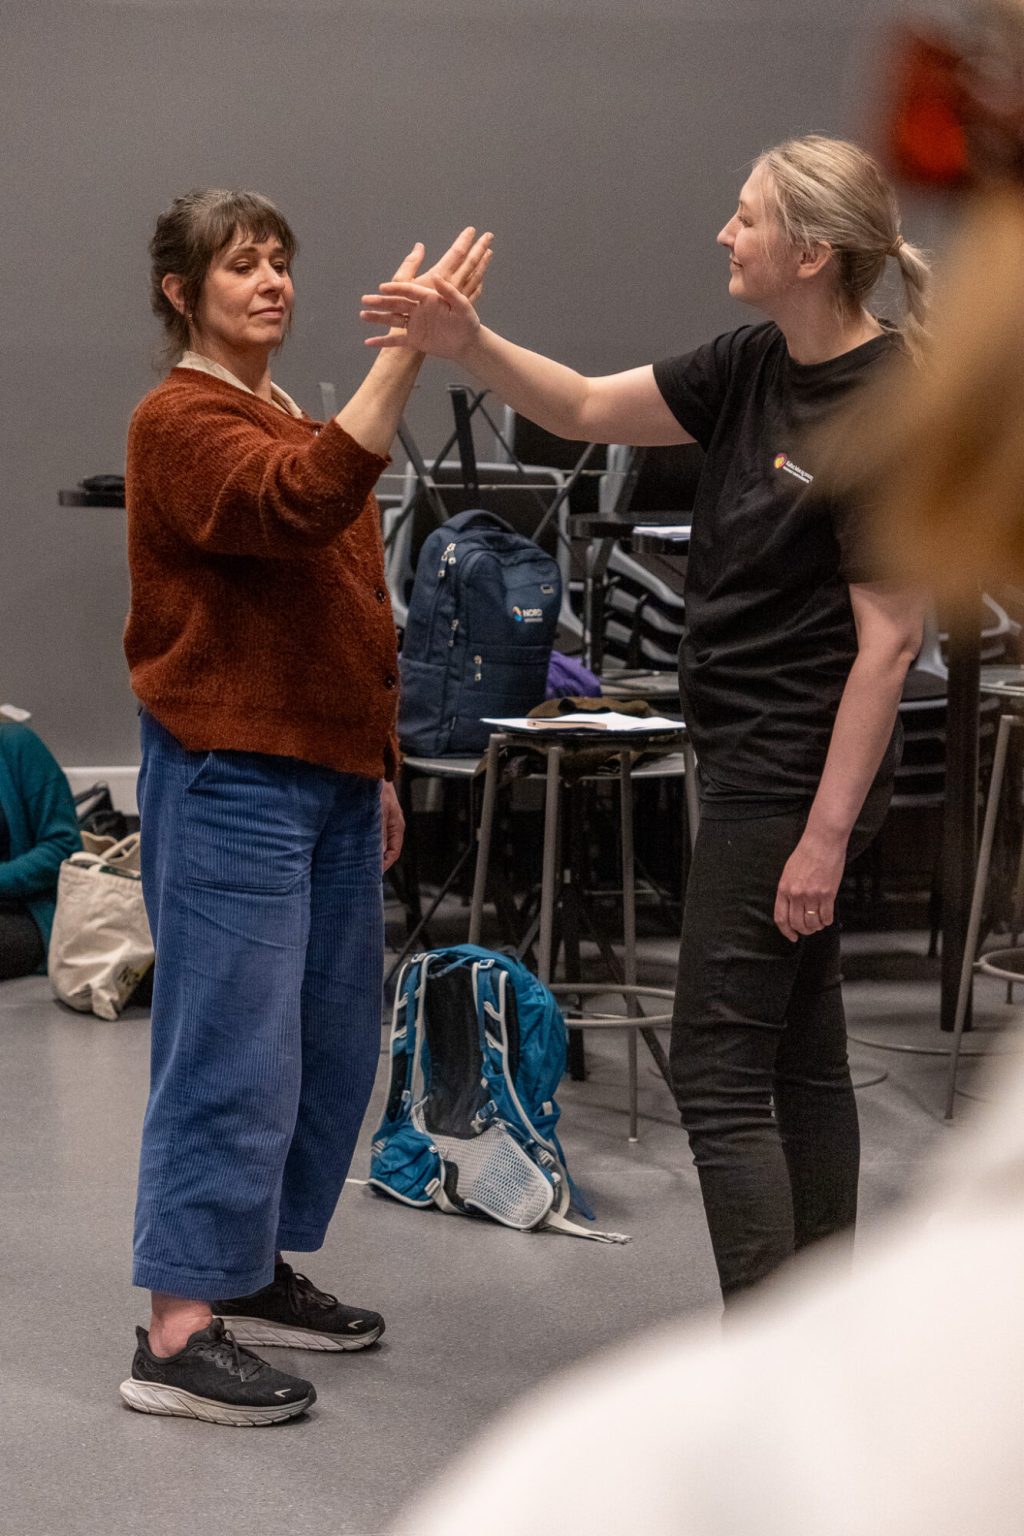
xmin=363 ymin=136 xmax=929 ymax=1304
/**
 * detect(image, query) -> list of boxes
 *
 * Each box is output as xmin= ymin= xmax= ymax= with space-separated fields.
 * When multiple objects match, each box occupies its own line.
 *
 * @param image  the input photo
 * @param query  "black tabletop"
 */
xmin=575 ymin=514 xmax=690 ymax=555
xmin=59 ymin=489 xmax=126 ymax=508
xmin=574 ymin=512 xmax=690 ymax=537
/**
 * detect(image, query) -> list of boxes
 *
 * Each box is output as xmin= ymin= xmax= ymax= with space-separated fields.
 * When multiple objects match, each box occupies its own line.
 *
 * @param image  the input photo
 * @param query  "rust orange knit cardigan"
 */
xmin=124 ymin=368 xmax=399 ymax=779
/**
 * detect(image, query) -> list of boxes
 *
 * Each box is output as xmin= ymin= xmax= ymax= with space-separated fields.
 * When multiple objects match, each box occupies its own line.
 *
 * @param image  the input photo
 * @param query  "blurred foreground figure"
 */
xmin=398 ymin=1058 xmax=1024 ymax=1536
xmin=396 ymin=6 xmax=1024 ymax=1532
xmin=824 ymin=0 xmax=1024 ymax=603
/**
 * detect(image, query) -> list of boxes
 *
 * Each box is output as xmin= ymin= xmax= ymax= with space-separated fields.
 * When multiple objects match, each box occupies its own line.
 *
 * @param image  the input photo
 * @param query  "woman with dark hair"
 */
xmin=0 ymin=719 xmax=80 ymax=980
xmin=119 ymin=189 xmax=491 ymax=1424
xmin=362 ymin=136 xmax=927 ymax=1309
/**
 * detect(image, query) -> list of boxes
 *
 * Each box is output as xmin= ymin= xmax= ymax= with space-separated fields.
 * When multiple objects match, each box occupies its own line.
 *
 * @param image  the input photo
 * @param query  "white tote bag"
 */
xmin=48 ymin=834 xmax=154 ymax=1021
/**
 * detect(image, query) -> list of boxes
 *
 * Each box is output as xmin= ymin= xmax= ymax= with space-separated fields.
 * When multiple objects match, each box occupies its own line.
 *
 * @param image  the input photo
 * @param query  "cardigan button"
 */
xmin=384 ymin=673 xmax=396 ymax=689
xmin=375 ymin=587 xmax=387 ymax=603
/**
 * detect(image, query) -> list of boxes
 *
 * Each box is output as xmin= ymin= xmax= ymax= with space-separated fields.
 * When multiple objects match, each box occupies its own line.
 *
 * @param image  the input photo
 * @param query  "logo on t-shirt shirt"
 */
xmin=512 ymin=605 xmax=543 ymax=623
xmin=772 ymin=452 xmax=814 ymax=485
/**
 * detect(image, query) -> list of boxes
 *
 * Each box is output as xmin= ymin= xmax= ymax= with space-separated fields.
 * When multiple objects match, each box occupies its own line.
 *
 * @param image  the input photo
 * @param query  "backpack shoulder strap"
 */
xmin=377 ymin=954 xmax=430 ymax=1131
xmin=369 ymin=954 xmax=450 ymax=1208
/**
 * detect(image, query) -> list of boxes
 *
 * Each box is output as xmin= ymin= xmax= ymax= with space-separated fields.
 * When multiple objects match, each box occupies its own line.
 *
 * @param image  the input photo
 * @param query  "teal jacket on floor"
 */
xmin=0 ymin=722 xmax=81 ymax=957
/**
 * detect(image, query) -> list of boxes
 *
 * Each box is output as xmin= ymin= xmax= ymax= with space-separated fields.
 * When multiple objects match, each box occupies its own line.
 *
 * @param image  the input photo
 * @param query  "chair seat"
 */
xmin=598 ymin=668 xmax=681 ymax=703
xmin=401 ymin=754 xmax=487 ymax=779
xmin=901 ymin=670 xmax=948 ymax=703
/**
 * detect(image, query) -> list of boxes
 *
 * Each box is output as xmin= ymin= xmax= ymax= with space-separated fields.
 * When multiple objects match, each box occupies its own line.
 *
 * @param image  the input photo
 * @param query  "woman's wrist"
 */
xmin=458 ymin=322 xmax=492 ymax=373
xmin=802 ymin=806 xmax=853 ymax=849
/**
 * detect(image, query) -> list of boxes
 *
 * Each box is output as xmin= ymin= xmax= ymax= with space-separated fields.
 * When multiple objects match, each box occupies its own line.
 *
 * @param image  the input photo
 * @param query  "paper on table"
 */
xmin=482 ymin=712 xmax=685 ymax=733
xmin=0 ymin=703 xmax=31 ymax=722
xmin=630 ymin=524 xmax=691 ymax=538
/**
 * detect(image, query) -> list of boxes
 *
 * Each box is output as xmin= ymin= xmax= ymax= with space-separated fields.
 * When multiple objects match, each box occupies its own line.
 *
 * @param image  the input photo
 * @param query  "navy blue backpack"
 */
xmin=398 ymin=510 xmax=562 ymax=756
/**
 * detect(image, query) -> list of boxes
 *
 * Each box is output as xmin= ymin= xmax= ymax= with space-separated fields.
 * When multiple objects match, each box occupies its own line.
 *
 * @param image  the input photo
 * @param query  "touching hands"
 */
xmin=361 ymin=225 xmax=491 ymax=358
xmin=422 ymin=225 xmax=493 ymax=302
xmin=774 ymin=829 xmax=847 ymax=942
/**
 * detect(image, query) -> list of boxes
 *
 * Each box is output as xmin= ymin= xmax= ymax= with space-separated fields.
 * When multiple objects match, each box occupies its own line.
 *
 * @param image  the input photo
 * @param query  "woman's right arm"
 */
xmin=130 ymin=230 xmax=494 ymax=559
xmin=334 ymin=227 xmax=492 ymax=457
xmin=361 ymin=277 xmax=693 ymax=448
xmin=127 ymin=398 xmax=389 ymax=559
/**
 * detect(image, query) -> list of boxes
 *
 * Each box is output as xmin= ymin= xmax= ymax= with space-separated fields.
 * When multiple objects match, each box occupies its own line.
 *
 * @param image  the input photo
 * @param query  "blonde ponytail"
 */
xmin=890 ymin=235 xmax=931 ymax=359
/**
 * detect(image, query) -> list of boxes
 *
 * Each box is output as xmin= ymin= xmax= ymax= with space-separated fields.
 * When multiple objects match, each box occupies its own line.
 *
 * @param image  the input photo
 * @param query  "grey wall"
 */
xmin=2 ymin=0 xmax=932 ymax=763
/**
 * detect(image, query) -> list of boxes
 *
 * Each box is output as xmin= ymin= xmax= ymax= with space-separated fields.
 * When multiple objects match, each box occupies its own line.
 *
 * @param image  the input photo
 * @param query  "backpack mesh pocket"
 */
xmin=430 ymin=1125 xmax=555 ymax=1230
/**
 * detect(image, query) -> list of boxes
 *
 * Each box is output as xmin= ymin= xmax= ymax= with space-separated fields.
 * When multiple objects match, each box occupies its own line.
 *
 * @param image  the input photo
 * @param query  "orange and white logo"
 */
xmin=772 ymin=451 xmax=813 ymax=486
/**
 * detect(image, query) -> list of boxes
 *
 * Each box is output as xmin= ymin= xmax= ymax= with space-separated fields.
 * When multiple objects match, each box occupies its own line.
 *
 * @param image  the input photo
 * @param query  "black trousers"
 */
xmin=670 ymin=779 xmax=891 ymax=1304
xmin=0 ymin=906 xmax=44 ymax=981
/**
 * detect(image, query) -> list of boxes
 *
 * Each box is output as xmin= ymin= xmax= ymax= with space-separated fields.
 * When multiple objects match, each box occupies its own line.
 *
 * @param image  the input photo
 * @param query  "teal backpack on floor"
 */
xmin=368 ymin=945 xmax=629 ymax=1243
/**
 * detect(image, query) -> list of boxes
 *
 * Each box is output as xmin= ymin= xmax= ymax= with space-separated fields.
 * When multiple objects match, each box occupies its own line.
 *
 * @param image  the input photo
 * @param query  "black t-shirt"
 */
xmin=653 ymin=321 xmax=899 ymax=805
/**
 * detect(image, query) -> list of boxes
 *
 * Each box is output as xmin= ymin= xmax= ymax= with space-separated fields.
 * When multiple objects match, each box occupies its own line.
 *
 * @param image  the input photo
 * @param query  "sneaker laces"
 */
xmin=203 ymin=1321 xmax=265 ymax=1381
xmin=284 ymin=1268 xmax=338 ymax=1315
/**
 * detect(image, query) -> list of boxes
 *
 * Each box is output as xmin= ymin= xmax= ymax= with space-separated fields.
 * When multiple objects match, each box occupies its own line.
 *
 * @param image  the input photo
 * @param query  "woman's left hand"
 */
xmin=381 ymin=780 xmax=406 ymax=872
xmin=381 ymin=228 xmax=492 ymax=312
xmin=362 ymin=227 xmax=493 ymax=349
xmin=421 ymin=226 xmax=493 ymax=304
xmin=774 ymin=829 xmax=847 ymax=942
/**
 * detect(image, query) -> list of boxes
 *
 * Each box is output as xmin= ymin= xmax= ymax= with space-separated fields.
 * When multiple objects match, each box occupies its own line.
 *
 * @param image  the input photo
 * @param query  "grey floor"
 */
xmin=1 ymin=915 xmax=1017 ymax=1536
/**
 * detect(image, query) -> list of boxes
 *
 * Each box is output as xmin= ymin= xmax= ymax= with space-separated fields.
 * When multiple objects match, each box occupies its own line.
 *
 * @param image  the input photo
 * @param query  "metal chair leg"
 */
xmin=1006 ymin=762 xmax=1024 ymax=1001
xmin=620 ymin=750 xmax=640 ymax=1142
xmin=537 ymin=746 xmax=563 ymax=984
xmin=945 ymin=712 xmax=1014 ymax=1118
xmin=468 ymin=733 xmax=504 ymax=946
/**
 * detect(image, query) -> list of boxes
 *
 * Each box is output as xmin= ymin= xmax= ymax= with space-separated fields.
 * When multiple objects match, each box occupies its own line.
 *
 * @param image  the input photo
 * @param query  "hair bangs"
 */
xmin=188 ymin=191 xmax=298 ymax=268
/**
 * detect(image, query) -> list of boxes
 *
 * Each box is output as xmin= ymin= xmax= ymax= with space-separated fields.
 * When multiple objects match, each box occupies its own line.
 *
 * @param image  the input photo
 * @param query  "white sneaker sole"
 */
xmin=119 ymin=1377 xmax=314 ymax=1425
xmin=212 ymin=1316 xmax=383 ymax=1352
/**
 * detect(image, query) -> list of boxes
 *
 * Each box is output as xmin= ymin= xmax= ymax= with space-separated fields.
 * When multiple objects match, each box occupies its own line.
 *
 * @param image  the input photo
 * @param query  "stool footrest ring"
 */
xmin=549 ymin=982 xmax=674 ymax=1030
xmin=561 ymin=1011 xmax=674 ymax=1029
xmin=976 ymin=946 xmax=1024 ymax=984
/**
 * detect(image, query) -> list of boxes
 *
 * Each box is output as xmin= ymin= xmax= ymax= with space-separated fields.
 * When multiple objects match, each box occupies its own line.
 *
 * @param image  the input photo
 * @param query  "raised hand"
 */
xmin=421 ymin=225 xmax=493 ymax=303
xmin=361 ymin=271 xmax=481 ymax=358
xmin=361 ymin=226 xmax=492 ymax=357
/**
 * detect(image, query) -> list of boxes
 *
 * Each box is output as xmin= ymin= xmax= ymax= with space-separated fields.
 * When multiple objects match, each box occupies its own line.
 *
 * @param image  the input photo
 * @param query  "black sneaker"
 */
xmin=119 ymin=1319 xmax=316 ymax=1426
xmin=212 ymin=1260 xmax=385 ymax=1352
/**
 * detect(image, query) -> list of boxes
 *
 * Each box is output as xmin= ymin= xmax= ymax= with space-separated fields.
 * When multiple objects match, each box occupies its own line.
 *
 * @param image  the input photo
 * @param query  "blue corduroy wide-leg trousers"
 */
xmin=132 ymin=711 xmax=383 ymax=1300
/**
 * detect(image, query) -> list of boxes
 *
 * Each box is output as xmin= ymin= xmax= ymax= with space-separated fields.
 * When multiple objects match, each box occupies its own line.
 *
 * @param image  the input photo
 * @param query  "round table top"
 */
xmin=980 ymin=664 xmax=1024 ymax=700
xmin=574 ymin=515 xmax=690 ymax=556
xmin=59 ymin=488 xmax=125 ymax=508
xmin=575 ymin=513 xmax=689 ymax=535
xmin=488 ymin=720 xmax=686 ymax=745
xmin=629 ymin=530 xmax=689 ymax=555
